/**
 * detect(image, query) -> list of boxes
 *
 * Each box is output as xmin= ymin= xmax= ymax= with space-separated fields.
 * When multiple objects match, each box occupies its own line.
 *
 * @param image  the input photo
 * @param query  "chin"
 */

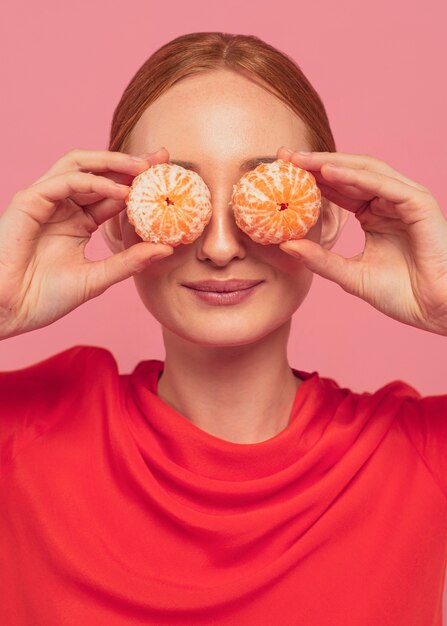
xmin=160 ymin=314 xmax=292 ymax=349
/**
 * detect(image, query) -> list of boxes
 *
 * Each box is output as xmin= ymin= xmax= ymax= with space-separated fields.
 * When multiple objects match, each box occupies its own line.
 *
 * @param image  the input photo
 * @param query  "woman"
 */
xmin=1 ymin=32 xmax=446 ymax=626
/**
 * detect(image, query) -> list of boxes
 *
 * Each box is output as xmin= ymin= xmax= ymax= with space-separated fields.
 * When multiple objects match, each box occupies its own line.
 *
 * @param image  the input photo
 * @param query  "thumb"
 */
xmin=279 ymin=239 xmax=363 ymax=296
xmin=85 ymin=242 xmax=174 ymax=299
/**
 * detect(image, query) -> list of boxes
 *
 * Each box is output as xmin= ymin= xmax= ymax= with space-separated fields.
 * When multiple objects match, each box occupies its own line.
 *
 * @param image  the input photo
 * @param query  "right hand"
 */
xmin=0 ymin=147 xmax=174 ymax=340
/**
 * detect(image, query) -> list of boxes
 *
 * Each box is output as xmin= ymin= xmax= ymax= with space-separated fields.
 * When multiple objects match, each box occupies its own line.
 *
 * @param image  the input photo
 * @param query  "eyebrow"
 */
xmin=169 ymin=156 xmax=277 ymax=172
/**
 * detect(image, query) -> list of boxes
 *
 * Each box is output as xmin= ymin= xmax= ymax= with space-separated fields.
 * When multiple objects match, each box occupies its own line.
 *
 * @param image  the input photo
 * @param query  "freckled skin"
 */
xmin=115 ymin=69 xmax=329 ymax=346
xmin=102 ymin=68 xmax=347 ymax=443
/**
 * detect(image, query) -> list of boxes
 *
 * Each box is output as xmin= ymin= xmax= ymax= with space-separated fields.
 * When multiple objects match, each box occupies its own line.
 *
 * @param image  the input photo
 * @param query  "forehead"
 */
xmin=128 ymin=69 xmax=310 ymax=157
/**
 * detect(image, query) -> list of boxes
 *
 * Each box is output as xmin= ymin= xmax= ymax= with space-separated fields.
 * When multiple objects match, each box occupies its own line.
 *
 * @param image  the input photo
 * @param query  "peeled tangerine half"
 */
xmin=231 ymin=159 xmax=321 ymax=244
xmin=126 ymin=163 xmax=212 ymax=246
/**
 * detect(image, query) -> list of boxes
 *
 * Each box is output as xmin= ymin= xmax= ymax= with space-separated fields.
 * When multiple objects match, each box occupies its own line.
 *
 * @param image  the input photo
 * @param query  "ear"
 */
xmin=99 ymin=214 xmax=125 ymax=254
xmin=319 ymin=199 xmax=350 ymax=250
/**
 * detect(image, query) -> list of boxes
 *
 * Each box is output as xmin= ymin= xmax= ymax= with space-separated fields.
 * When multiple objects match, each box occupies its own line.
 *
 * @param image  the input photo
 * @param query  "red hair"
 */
xmin=108 ymin=32 xmax=336 ymax=158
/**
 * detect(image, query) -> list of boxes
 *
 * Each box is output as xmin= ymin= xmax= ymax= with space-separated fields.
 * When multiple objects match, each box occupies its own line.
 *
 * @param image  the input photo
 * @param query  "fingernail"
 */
xmin=131 ymin=149 xmax=165 ymax=161
xmin=280 ymin=246 xmax=301 ymax=259
xmin=281 ymin=147 xmax=294 ymax=155
xmin=151 ymin=253 xmax=171 ymax=263
xmin=298 ymin=151 xmax=311 ymax=155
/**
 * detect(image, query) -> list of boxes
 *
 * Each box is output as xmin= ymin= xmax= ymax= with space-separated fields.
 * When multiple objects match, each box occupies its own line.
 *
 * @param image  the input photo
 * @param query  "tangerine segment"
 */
xmin=126 ymin=163 xmax=212 ymax=246
xmin=231 ymin=159 xmax=321 ymax=245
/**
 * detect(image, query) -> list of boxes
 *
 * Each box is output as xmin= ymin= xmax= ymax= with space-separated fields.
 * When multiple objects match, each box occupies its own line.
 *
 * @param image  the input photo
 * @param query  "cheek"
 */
xmin=272 ymin=246 xmax=316 ymax=309
xmin=263 ymin=244 xmax=304 ymax=275
xmin=132 ymin=270 xmax=166 ymax=319
xmin=119 ymin=216 xmax=167 ymax=310
xmin=279 ymin=269 xmax=314 ymax=320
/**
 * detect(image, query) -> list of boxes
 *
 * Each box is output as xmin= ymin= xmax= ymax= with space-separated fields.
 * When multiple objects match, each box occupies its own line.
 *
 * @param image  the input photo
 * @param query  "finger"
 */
xmin=66 ymin=148 xmax=172 ymax=207
xmin=314 ymin=181 xmax=366 ymax=213
xmin=84 ymin=242 xmax=174 ymax=300
xmin=58 ymin=171 xmax=140 ymax=207
xmin=320 ymin=164 xmax=438 ymax=224
xmin=65 ymin=174 xmax=134 ymax=206
xmin=277 ymin=147 xmax=429 ymax=193
xmin=67 ymin=191 xmax=111 ymax=205
xmin=303 ymin=165 xmax=377 ymax=194
xmin=8 ymin=172 xmax=129 ymax=232
xmin=32 ymin=147 xmax=170 ymax=186
xmin=279 ymin=237 xmax=364 ymax=297
xmin=83 ymin=195 xmax=128 ymax=226
xmin=317 ymin=164 xmax=428 ymax=211
xmin=77 ymin=147 xmax=170 ymax=174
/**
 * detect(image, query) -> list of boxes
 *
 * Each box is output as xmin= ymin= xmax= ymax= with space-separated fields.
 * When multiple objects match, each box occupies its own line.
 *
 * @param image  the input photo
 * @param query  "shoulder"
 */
xmin=362 ymin=377 xmax=447 ymax=501
xmin=315 ymin=370 xmax=422 ymax=410
xmin=317 ymin=372 xmax=447 ymax=500
xmin=0 ymin=344 xmax=118 ymax=389
xmin=0 ymin=345 xmax=120 ymax=476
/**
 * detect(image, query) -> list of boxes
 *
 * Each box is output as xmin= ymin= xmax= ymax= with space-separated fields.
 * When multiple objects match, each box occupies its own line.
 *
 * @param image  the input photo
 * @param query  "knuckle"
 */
xmin=360 ymin=153 xmax=377 ymax=166
xmin=64 ymin=170 xmax=84 ymax=189
xmin=418 ymin=184 xmax=431 ymax=194
xmin=75 ymin=169 xmax=91 ymax=180
xmin=121 ymin=250 xmax=139 ymax=276
xmin=67 ymin=148 xmax=82 ymax=157
xmin=11 ymin=188 xmax=27 ymax=203
xmin=63 ymin=148 xmax=83 ymax=165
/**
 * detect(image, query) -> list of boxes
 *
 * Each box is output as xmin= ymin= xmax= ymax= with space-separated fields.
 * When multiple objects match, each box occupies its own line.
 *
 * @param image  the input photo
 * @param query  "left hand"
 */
xmin=276 ymin=147 xmax=447 ymax=337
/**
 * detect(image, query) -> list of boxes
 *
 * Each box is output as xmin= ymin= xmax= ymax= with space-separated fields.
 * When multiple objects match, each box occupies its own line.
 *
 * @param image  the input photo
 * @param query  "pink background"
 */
xmin=0 ymin=0 xmax=446 ymax=616
xmin=2 ymin=0 xmax=446 ymax=393
xmin=1 ymin=2 xmax=446 ymax=384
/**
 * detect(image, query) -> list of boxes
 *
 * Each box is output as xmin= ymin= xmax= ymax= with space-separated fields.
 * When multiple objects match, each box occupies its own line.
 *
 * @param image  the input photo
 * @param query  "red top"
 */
xmin=1 ymin=345 xmax=446 ymax=626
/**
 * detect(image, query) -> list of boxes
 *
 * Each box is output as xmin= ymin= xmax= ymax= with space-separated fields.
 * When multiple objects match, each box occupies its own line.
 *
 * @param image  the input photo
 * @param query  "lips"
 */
xmin=183 ymin=279 xmax=263 ymax=292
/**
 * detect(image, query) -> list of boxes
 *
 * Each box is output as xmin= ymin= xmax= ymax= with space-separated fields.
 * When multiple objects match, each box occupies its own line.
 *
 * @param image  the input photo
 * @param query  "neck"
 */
xmin=156 ymin=321 xmax=302 ymax=444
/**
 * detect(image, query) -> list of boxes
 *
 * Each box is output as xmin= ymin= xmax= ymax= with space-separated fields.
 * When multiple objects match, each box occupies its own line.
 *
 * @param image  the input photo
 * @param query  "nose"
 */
xmin=196 ymin=190 xmax=248 ymax=266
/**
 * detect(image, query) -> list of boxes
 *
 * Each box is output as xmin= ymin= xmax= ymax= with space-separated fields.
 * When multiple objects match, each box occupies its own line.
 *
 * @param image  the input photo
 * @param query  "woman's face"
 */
xmin=118 ymin=69 xmax=324 ymax=347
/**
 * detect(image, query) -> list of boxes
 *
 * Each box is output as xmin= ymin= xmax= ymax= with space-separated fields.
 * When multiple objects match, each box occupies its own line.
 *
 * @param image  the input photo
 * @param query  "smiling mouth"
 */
xmin=182 ymin=280 xmax=264 ymax=292
xmin=189 ymin=285 xmax=258 ymax=293
xmin=182 ymin=282 xmax=263 ymax=306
